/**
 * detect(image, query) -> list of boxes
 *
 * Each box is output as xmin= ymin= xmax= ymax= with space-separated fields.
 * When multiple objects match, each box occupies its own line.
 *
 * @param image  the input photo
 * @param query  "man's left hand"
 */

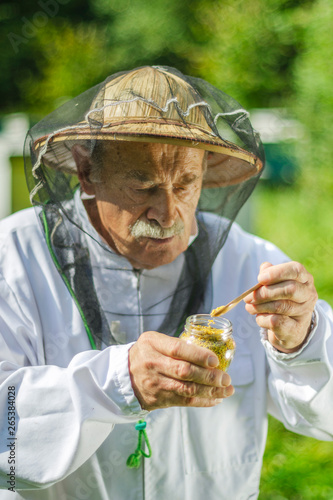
xmin=244 ymin=261 xmax=318 ymax=353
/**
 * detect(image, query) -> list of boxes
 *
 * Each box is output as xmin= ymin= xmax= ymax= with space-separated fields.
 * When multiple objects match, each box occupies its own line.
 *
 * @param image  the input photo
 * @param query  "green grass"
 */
xmin=260 ymin=417 xmax=333 ymax=499
xmin=253 ymin=176 xmax=333 ymax=307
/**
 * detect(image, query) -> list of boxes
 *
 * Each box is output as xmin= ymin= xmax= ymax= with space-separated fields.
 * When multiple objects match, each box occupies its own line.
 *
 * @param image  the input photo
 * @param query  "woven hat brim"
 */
xmin=34 ymin=119 xmax=263 ymax=187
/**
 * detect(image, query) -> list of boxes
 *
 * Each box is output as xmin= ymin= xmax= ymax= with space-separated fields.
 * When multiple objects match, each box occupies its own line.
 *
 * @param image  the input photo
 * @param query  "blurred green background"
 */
xmin=1 ymin=0 xmax=333 ymax=497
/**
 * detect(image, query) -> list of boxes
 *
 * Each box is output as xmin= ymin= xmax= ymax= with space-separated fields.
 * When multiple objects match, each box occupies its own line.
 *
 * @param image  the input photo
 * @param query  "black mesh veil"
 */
xmin=24 ymin=65 xmax=264 ymax=349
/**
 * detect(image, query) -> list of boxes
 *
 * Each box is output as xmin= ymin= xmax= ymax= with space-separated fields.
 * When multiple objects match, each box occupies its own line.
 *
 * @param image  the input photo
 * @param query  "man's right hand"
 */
xmin=128 ymin=331 xmax=234 ymax=411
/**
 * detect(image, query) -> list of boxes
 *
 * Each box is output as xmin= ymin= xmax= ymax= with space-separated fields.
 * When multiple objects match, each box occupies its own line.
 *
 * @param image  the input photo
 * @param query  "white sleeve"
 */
xmin=0 ymin=276 xmax=147 ymax=491
xmin=262 ymin=299 xmax=333 ymax=440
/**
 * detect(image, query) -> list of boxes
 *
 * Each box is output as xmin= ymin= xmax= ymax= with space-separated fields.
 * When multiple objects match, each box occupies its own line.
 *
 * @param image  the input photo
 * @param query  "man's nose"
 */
xmin=146 ymin=189 xmax=178 ymax=228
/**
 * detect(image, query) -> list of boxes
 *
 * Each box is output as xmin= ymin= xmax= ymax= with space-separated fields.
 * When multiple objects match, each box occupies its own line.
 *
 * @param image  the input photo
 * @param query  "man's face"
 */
xmin=79 ymin=141 xmax=205 ymax=269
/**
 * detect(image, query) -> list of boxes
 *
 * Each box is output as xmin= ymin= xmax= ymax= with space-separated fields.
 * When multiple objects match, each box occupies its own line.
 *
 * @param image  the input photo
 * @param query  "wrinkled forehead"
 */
xmin=94 ymin=140 xmax=206 ymax=179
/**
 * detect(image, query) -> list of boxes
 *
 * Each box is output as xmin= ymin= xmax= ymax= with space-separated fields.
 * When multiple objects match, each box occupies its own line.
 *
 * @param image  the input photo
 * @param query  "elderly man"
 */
xmin=0 ymin=66 xmax=332 ymax=499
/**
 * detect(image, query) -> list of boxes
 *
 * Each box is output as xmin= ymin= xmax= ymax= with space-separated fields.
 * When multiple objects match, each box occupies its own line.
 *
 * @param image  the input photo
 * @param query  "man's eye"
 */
xmin=174 ymin=186 xmax=188 ymax=193
xmin=131 ymin=186 xmax=157 ymax=197
xmin=135 ymin=186 xmax=155 ymax=193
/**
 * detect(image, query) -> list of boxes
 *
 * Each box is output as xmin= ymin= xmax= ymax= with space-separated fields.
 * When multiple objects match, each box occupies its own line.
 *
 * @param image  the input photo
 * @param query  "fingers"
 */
xmin=163 ymin=375 xmax=234 ymax=402
xmin=258 ymin=261 xmax=314 ymax=286
xmin=251 ymin=311 xmax=298 ymax=334
xmin=244 ymin=291 xmax=310 ymax=315
xmin=142 ymin=332 xmax=233 ymax=390
xmin=153 ymin=331 xmax=220 ymax=369
xmin=128 ymin=331 xmax=235 ymax=411
xmin=245 ymin=282 xmax=304 ymax=308
xmin=244 ymin=261 xmax=317 ymax=310
xmin=164 ymin=355 xmax=231 ymax=387
xmin=244 ymin=261 xmax=318 ymax=352
xmin=259 ymin=261 xmax=273 ymax=273
xmin=138 ymin=374 xmax=234 ymax=410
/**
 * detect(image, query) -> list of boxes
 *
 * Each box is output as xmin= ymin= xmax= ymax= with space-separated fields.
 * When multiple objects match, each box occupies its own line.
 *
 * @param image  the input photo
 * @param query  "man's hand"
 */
xmin=128 ymin=331 xmax=234 ymax=411
xmin=244 ymin=261 xmax=318 ymax=353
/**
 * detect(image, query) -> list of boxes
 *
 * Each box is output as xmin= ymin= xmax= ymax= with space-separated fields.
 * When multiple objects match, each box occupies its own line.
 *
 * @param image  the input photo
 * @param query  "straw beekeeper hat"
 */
xmin=33 ymin=66 xmax=263 ymax=187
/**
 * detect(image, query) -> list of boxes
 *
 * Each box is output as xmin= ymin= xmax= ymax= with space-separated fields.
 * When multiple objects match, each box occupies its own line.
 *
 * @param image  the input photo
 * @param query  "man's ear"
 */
xmin=71 ymin=144 xmax=95 ymax=196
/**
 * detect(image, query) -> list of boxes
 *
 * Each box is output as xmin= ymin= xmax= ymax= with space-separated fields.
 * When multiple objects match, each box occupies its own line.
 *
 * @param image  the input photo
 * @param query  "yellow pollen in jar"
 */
xmin=180 ymin=322 xmax=235 ymax=372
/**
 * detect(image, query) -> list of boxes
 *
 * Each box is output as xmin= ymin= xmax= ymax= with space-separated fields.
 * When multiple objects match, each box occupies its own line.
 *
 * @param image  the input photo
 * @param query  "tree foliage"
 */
xmin=1 ymin=0 xmax=332 ymax=166
xmin=0 ymin=0 xmax=333 ymax=188
xmin=293 ymin=0 xmax=333 ymax=169
xmin=0 ymin=1 xmax=315 ymax=108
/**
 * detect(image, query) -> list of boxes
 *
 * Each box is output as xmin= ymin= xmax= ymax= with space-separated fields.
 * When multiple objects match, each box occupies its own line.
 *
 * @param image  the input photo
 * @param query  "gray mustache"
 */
xmin=130 ymin=219 xmax=185 ymax=239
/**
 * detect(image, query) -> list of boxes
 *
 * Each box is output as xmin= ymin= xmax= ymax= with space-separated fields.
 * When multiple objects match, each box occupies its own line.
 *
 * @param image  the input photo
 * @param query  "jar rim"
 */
xmin=185 ymin=314 xmax=232 ymax=333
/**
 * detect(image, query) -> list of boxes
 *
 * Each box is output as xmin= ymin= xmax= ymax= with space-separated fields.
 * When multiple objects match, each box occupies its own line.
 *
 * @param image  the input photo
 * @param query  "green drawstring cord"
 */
xmin=126 ymin=420 xmax=152 ymax=469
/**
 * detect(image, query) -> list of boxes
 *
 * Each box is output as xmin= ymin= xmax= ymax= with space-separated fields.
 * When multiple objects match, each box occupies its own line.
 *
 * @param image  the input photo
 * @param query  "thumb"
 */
xmin=258 ymin=262 xmax=273 ymax=281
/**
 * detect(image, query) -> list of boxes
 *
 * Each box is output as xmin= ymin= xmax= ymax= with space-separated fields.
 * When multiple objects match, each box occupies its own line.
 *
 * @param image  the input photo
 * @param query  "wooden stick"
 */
xmin=210 ymin=283 xmax=262 ymax=317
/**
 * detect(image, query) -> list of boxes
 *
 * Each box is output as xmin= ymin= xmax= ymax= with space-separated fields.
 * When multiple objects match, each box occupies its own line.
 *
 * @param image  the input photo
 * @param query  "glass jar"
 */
xmin=180 ymin=314 xmax=235 ymax=372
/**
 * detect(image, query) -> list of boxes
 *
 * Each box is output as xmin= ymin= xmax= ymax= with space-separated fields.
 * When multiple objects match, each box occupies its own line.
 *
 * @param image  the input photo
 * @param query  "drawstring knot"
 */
xmin=126 ymin=420 xmax=152 ymax=469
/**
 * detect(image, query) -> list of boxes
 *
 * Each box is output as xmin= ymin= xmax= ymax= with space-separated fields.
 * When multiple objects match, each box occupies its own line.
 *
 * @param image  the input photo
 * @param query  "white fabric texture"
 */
xmin=0 ymin=202 xmax=332 ymax=500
